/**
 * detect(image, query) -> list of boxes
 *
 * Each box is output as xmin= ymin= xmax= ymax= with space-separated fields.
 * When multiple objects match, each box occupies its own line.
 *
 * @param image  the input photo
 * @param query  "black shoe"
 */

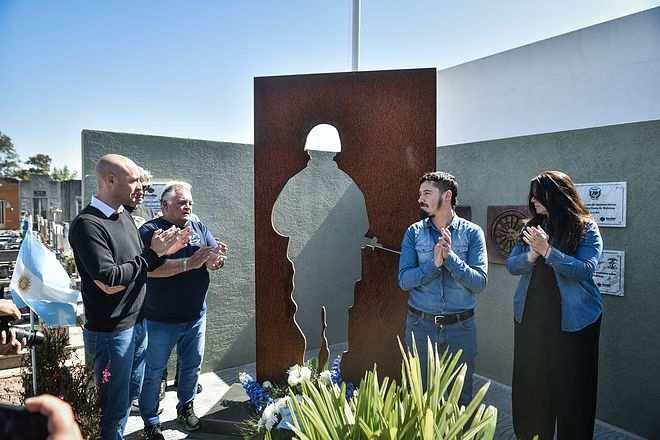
xmin=176 ymin=401 xmax=201 ymax=431
xmin=143 ymin=424 xmax=165 ymax=440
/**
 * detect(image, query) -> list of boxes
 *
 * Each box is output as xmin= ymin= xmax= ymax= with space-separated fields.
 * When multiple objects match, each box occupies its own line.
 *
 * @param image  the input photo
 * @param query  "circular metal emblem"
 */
xmin=18 ymin=274 xmax=32 ymax=292
xmin=491 ymin=210 xmax=528 ymax=258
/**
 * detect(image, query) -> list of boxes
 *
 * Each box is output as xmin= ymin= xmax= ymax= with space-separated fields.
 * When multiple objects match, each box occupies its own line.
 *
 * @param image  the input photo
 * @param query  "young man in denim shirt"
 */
xmin=398 ymin=171 xmax=488 ymax=405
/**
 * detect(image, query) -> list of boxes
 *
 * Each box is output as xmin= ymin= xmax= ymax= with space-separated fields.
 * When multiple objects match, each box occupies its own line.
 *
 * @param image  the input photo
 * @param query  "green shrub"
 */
xmin=21 ymin=326 xmax=101 ymax=439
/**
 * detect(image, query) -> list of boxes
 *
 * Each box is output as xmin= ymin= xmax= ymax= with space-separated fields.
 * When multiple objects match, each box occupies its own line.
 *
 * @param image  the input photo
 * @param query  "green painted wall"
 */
xmin=81 ymin=130 xmax=368 ymax=373
xmin=272 ymin=150 xmax=369 ymax=348
xmin=82 ymin=130 xmax=256 ymax=373
xmin=82 ymin=119 xmax=659 ymax=436
xmin=439 ymin=119 xmax=660 ymax=438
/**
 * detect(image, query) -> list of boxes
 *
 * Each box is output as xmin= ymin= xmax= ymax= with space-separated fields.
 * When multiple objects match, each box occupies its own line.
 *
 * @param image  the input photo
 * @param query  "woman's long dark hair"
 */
xmin=526 ymin=170 xmax=593 ymax=255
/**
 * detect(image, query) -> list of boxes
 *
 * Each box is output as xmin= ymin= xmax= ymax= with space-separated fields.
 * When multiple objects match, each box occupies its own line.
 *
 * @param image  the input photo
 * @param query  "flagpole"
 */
xmin=30 ymin=310 xmax=37 ymax=396
xmin=352 ymin=0 xmax=360 ymax=71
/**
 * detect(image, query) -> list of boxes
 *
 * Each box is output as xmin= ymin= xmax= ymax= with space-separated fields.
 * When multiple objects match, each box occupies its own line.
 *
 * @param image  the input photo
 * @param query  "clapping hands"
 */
xmin=185 ymin=241 xmax=228 ymax=271
xmin=522 ymin=225 xmax=550 ymax=261
xmin=206 ymin=241 xmax=228 ymax=271
xmin=151 ymin=226 xmax=192 ymax=257
xmin=433 ymin=228 xmax=452 ymax=268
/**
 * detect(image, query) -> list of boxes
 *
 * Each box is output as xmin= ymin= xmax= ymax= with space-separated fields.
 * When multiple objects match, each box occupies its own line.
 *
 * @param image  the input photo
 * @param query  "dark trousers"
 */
xmin=512 ymin=316 xmax=601 ymax=440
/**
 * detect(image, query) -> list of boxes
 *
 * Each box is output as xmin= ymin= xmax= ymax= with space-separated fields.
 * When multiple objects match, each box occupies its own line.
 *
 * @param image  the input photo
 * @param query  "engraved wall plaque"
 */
xmin=486 ymin=205 xmax=531 ymax=264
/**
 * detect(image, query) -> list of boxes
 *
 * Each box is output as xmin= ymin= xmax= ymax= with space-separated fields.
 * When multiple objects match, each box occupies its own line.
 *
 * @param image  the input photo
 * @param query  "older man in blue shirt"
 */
xmin=398 ymin=171 xmax=488 ymax=405
xmin=138 ymin=182 xmax=226 ymax=440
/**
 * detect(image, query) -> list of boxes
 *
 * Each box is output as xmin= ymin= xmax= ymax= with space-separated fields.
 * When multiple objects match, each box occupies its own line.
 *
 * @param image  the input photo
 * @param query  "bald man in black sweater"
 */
xmin=69 ymin=154 xmax=190 ymax=440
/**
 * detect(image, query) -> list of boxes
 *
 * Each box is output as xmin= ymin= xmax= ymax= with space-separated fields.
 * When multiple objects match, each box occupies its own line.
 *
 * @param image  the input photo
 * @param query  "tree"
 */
xmin=25 ymin=154 xmax=52 ymax=175
xmin=0 ymin=137 xmax=76 ymax=180
xmin=0 ymin=131 xmax=21 ymax=177
xmin=51 ymin=165 xmax=78 ymax=181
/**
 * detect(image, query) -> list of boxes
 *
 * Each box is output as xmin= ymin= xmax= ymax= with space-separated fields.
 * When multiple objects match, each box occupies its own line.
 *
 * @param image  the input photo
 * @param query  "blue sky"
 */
xmin=1 ymin=0 xmax=658 ymax=174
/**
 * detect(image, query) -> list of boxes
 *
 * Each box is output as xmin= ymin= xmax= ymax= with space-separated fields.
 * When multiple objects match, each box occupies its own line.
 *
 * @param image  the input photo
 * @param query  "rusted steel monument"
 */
xmin=254 ymin=68 xmax=436 ymax=383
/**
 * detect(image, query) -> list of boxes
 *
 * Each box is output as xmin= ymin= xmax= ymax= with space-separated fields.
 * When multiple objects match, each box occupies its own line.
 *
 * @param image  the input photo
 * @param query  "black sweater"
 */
xmin=69 ymin=206 xmax=163 ymax=332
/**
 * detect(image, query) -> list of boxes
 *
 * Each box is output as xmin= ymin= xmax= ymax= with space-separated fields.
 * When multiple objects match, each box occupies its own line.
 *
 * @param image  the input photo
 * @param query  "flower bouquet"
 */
xmin=240 ymin=337 xmax=497 ymax=440
xmin=239 ymin=357 xmax=354 ymax=439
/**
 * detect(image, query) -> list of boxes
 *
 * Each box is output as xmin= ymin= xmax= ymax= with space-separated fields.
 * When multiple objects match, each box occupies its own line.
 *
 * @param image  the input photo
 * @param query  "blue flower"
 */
xmin=330 ymin=357 xmax=343 ymax=385
xmin=345 ymin=382 xmax=356 ymax=400
xmin=329 ymin=356 xmax=356 ymax=400
xmin=239 ymin=372 xmax=273 ymax=412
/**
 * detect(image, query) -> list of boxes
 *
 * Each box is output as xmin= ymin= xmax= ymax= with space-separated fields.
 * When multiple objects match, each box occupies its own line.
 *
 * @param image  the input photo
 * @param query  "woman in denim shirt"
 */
xmin=506 ymin=171 xmax=603 ymax=440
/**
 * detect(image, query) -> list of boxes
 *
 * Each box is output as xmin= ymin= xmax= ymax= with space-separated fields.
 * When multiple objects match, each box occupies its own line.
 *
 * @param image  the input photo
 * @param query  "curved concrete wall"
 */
xmin=437 ymin=7 xmax=660 ymax=147
xmin=82 ymin=130 xmax=257 ymax=373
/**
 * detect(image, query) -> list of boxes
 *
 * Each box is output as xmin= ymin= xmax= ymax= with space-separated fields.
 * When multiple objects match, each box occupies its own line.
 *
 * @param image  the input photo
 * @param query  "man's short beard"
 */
xmin=419 ymin=210 xmax=433 ymax=220
xmin=419 ymin=199 xmax=442 ymax=219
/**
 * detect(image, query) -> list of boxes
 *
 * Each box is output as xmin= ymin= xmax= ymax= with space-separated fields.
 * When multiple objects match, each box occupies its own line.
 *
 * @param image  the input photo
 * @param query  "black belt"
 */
xmin=408 ymin=306 xmax=474 ymax=326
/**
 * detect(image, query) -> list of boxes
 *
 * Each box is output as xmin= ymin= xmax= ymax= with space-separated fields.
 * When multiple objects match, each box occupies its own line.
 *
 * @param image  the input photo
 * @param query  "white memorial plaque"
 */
xmin=142 ymin=181 xmax=169 ymax=218
xmin=594 ymin=250 xmax=624 ymax=296
xmin=576 ymin=182 xmax=626 ymax=227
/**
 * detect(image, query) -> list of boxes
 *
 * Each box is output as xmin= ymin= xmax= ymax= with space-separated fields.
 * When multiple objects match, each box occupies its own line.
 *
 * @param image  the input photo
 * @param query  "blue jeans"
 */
xmin=83 ymin=321 xmax=147 ymax=440
xmin=404 ymin=311 xmax=477 ymax=406
xmin=139 ymin=314 xmax=206 ymax=427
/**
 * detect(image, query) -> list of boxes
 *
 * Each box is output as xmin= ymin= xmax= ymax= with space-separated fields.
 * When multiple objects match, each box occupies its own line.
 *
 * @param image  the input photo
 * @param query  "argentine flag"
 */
xmin=9 ymin=231 xmax=81 ymax=326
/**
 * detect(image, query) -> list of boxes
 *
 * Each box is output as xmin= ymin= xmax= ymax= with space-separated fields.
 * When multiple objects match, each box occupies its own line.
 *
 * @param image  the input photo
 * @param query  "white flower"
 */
xmin=264 ymin=415 xmax=278 ymax=431
xmin=287 ymin=364 xmax=312 ymax=387
xmin=287 ymin=371 xmax=299 ymax=387
xmin=318 ymin=370 xmax=333 ymax=385
xmin=274 ymin=396 xmax=289 ymax=412
xmin=258 ymin=397 xmax=289 ymax=432
xmin=262 ymin=380 xmax=272 ymax=389
xmin=259 ymin=402 xmax=279 ymax=431
xmin=239 ymin=372 xmax=254 ymax=383
xmin=263 ymin=403 xmax=276 ymax=419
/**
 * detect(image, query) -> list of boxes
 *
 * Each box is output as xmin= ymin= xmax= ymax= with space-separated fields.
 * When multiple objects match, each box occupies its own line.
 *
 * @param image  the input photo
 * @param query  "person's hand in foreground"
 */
xmin=0 ymin=299 xmax=21 ymax=319
xmin=0 ymin=328 xmax=25 ymax=355
xmin=25 ymin=394 xmax=83 ymax=440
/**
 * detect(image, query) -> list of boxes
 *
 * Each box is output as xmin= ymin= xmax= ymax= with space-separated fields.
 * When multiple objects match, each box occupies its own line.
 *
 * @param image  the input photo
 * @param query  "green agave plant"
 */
xmin=286 ymin=336 xmax=497 ymax=440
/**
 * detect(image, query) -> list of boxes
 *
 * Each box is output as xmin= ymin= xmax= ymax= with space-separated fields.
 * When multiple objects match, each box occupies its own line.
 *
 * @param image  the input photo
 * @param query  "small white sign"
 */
xmin=142 ymin=182 xmax=169 ymax=218
xmin=576 ymin=182 xmax=626 ymax=227
xmin=594 ymin=250 xmax=624 ymax=296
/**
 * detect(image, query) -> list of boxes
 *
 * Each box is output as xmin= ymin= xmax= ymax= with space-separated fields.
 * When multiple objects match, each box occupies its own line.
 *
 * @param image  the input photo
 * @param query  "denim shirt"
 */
xmin=506 ymin=221 xmax=603 ymax=331
xmin=398 ymin=216 xmax=488 ymax=314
